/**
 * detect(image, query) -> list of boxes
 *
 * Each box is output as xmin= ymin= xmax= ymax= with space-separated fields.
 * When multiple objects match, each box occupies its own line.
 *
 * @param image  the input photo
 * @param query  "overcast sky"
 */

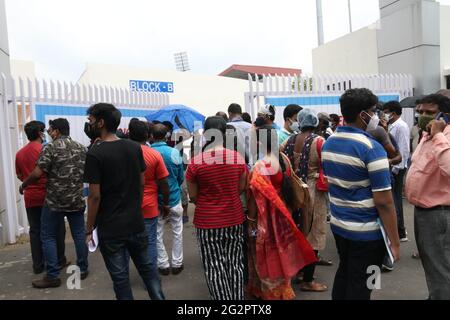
xmin=5 ymin=0 xmax=450 ymax=81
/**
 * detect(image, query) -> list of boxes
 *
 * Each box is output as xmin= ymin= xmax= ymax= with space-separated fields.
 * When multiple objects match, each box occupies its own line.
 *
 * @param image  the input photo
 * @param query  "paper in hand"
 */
xmin=88 ymin=228 xmax=99 ymax=253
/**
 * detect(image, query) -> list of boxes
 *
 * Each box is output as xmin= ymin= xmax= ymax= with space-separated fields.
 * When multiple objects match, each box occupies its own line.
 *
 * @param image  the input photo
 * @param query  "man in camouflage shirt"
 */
xmin=20 ymin=118 xmax=89 ymax=288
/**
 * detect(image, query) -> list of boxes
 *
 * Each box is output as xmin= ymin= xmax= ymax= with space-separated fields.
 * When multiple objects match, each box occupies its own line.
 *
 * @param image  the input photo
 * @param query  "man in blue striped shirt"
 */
xmin=322 ymin=88 xmax=400 ymax=300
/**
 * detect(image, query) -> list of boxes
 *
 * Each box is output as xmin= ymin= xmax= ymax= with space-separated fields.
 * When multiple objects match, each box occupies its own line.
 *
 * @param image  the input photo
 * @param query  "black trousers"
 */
xmin=393 ymin=169 xmax=407 ymax=238
xmin=332 ymin=233 xmax=386 ymax=300
xmin=26 ymin=207 xmax=67 ymax=272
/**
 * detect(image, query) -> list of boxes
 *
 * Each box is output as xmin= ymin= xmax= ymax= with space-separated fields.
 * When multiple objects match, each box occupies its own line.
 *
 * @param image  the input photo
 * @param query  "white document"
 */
xmin=88 ymin=228 xmax=99 ymax=253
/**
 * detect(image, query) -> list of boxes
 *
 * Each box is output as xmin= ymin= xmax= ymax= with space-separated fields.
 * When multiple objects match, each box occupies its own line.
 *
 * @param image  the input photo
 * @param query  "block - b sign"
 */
xmin=130 ymin=80 xmax=174 ymax=93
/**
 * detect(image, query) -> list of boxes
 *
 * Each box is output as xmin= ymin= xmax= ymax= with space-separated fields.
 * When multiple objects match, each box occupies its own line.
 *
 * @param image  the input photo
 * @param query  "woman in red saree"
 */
xmin=246 ymin=125 xmax=317 ymax=300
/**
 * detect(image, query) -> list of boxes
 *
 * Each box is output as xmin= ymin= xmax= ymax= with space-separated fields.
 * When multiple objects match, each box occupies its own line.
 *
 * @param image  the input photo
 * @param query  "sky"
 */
xmin=4 ymin=0 xmax=450 ymax=82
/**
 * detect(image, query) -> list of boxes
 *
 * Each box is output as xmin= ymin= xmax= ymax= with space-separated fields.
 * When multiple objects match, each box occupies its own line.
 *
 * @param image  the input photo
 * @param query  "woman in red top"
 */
xmin=246 ymin=125 xmax=317 ymax=300
xmin=186 ymin=117 xmax=248 ymax=300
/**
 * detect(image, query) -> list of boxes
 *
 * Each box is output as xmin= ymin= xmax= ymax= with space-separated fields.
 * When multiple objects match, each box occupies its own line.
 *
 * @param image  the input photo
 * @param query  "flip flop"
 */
xmin=317 ymin=258 xmax=333 ymax=266
xmin=300 ymin=282 xmax=328 ymax=292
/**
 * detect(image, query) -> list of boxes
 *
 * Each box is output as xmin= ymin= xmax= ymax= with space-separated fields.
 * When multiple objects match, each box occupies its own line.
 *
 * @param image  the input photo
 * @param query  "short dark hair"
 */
xmin=421 ymin=94 xmax=450 ymax=114
xmin=162 ymin=121 xmax=174 ymax=132
xmin=86 ymin=103 xmax=122 ymax=133
xmin=340 ymin=88 xmax=379 ymax=123
xmin=283 ymin=104 xmax=302 ymax=120
xmin=330 ymin=114 xmax=340 ymax=123
xmin=228 ymin=103 xmax=242 ymax=115
xmin=24 ymin=121 xmax=45 ymax=141
xmin=383 ymin=101 xmax=403 ymax=115
xmin=128 ymin=120 xmax=149 ymax=143
xmin=49 ymin=118 xmax=70 ymax=136
xmin=215 ymin=112 xmax=229 ymax=122
xmin=153 ymin=123 xmax=168 ymax=140
xmin=242 ymin=112 xmax=252 ymax=124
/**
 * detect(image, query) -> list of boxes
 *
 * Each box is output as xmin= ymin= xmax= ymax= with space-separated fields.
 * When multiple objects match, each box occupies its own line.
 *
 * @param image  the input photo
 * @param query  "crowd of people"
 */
xmin=14 ymin=87 xmax=450 ymax=300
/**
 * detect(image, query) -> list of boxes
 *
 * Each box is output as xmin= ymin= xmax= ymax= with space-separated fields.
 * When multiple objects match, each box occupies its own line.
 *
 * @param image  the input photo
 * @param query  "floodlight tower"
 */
xmin=316 ymin=0 xmax=324 ymax=46
xmin=174 ymin=52 xmax=190 ymax=72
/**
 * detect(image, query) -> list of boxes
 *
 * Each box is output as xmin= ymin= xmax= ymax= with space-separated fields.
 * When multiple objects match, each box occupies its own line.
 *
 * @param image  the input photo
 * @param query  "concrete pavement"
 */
xmin=0 ymin=200 xmax=428 ymax=300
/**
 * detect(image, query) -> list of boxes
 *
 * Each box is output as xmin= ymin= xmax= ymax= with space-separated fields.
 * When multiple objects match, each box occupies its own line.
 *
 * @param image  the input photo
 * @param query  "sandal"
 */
xmin=317 ymin=258 xmax=333 ymax=266
xmin=300 ymin=282 xmax=328 ymax=292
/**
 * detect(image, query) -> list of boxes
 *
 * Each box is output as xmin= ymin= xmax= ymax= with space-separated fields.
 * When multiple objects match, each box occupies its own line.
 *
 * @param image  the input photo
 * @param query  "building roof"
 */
xmin=219 ymin=64 xmax=302 ymax=80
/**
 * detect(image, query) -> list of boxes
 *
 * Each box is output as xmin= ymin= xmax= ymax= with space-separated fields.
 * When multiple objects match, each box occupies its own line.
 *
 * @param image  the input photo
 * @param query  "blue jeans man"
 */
xmin=99 ymin=223 xmax=165 ymax=300
xmin=36 ymin=207 xmax=88 ymax=287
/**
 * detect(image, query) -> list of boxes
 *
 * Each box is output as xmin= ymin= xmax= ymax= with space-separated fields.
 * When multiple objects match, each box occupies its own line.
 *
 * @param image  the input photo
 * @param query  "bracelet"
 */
xmin=247 ymin=215 xmax=256 ymax=222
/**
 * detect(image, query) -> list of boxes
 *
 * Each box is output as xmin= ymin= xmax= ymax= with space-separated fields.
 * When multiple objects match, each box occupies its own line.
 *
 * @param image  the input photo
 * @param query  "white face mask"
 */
xmin=383 ymin=113 xmax=392 ymax=122
xmin=289 ymin=121 xmax=300 ymax=133
xmin=362 ymin=112 xmax=380 ymax=132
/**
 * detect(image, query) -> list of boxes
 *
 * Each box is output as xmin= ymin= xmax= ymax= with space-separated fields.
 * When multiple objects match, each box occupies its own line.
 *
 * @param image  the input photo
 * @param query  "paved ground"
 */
xmin=0 ymin=200 xmax=428 ymax=300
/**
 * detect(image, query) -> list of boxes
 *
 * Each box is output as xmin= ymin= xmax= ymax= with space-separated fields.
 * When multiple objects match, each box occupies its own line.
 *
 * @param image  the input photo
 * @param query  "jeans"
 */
xmin=144 ymin=218 xmax=165 ymax=298
xmin=393 ymin=169 xmax=407 ymax=238
xmin=157 ymin=202 xmax=183 ymax=269
xmin=332 ymin=233 xmax=386 ymax=300
xmin=100 ymin=230 xmax=165 ymax=300
xmin=26 ymin=207 xmax=66 ymax=272
xmin=41 ymin=207 xmax=88 ymax=279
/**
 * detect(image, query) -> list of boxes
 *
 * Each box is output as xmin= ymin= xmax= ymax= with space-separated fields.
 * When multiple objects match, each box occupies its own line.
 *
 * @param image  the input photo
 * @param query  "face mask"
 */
xmin=85 ymin=122 xmax=101 ymax=140
xmin=165 ymin=132 xmax=172 ymax=140
xmin=289 ymin=121 xmax=299 ymax=132
xmin=418 ymin=115 xmax=436 ymax=131
xmin=362 ymin=112 xmax=379 ymax=132
xmin=255 ymin=116 xmax=268 ymax=127
xmin=384 ymin=114 xmax=392 ymax=122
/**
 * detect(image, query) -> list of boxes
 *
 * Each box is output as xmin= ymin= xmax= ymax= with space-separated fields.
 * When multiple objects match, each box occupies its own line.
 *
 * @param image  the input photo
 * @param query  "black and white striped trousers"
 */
xmin=196 ymin=224 xmax=244 ymax=300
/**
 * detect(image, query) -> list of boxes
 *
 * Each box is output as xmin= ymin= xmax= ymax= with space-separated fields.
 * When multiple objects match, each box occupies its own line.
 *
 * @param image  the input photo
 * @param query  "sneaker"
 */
xmin=81 ymin=270 xmax=89 ymax=280
xmin=32 ymin=276 xmax=61 ymax=289
xmin=158 ymin=268 xmax=170 ymax=276
xmin=400 ymin=237 xmax=409 ymax=243
xmin=382 ymin=262 xmax=395 ymax=272
xmin=172 ymin=265 xmax=184 ymax=275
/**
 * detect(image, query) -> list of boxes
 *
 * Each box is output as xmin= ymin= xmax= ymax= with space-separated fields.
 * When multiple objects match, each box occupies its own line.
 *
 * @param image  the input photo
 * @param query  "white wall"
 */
xmin=378 ymin=0 xmax=441 ymax=95
xmin=78 ymin=63 xmax=250 ymax=117
xmin=10 ymin=60 xmax=36 ymax=80
xmin=0 ymin=0 xmax=13 ymax=246
xmin=312 ymin=25 xmax=379 ymax=75
xmin=441 ymin=5 xmax=450 ymax=88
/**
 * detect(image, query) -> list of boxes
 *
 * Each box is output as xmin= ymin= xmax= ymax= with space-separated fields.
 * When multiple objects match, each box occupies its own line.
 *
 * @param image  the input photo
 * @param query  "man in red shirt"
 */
xmin=129 ymin=120 xmax=170 ymax=298
xmin=15 ymin=121 xmax=67 ymax=274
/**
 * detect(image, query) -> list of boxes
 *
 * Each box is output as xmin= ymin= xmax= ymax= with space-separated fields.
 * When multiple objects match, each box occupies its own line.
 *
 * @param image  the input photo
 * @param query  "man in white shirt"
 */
xmin=227 ymin=103 xmax=253 ymax=164
xmin=383 ymin=101 xmax=411 ymax=242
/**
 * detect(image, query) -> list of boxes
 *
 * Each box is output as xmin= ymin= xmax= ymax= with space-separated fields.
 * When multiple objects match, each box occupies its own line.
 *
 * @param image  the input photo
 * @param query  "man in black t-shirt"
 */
xmin=83 ymin=103 xmax=165 ymax=300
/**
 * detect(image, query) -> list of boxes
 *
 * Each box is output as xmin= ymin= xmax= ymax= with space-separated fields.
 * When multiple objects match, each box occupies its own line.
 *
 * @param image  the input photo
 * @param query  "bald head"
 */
xmin=152 ymin=123 xmax=168 ymax=141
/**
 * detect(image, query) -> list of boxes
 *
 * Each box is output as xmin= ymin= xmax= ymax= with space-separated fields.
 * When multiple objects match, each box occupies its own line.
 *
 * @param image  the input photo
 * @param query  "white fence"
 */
xmin=0 ymin=73 xmax=169 ymax=245
xmin=244 ymin=73 xmax=414 ymax=120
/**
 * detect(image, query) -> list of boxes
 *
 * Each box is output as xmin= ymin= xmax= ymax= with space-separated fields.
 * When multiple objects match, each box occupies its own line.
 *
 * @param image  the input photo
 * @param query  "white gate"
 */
xmin=244 ymin=73 xmax=414 ymax=124
xmin=0 ymin=74 xmax=169 ymax=245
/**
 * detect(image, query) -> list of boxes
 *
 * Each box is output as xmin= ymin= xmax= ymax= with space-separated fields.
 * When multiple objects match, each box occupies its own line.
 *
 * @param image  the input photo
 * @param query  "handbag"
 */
xmin=281 ymin=153 xmax=314 ymax=236
xmin=316 ymin=138 xmax=328 ymax=192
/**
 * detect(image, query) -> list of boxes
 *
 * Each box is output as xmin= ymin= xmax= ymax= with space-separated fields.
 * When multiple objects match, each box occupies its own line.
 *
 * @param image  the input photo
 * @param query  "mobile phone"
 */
xmin=436 ymin=112 xmax=449 ymax=124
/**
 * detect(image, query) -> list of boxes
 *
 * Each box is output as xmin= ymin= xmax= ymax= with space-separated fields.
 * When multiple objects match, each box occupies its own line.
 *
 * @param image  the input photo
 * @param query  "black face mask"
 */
xmin=84 ymin=122 xmax=100 ymax=140
xmin=255 ymin=116 xmax=267 ymax=127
